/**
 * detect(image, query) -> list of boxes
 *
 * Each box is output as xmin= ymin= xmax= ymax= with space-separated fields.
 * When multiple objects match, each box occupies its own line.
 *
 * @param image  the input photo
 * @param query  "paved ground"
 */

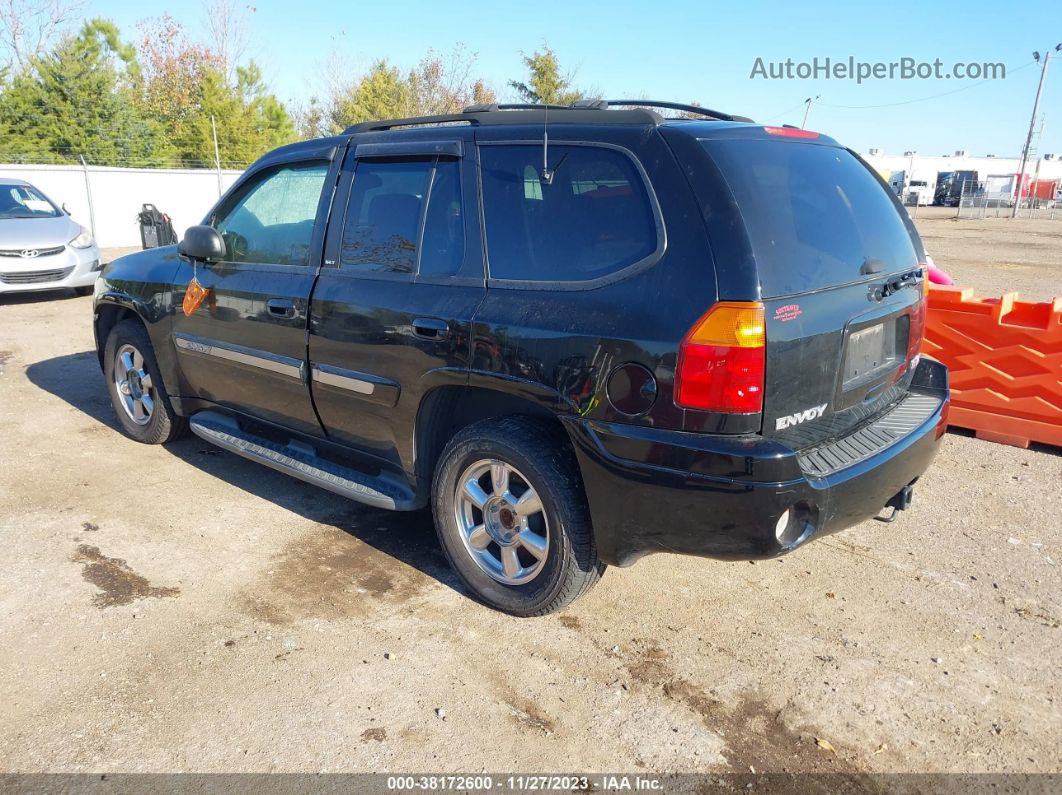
xmin=0 ymin=238 xmax=1059 ymax=777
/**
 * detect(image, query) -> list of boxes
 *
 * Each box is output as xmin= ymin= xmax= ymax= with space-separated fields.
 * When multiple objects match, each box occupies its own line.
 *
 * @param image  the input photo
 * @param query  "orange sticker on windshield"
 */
xmin=182 ymin=276 xmax=209 ymax=317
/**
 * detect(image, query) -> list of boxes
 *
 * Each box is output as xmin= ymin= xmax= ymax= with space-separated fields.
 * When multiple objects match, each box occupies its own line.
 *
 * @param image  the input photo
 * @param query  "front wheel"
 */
xmin=432 ymin=417 xmax=605 ymax=616
xmin=103 ymin=319 xmax=187 ymax=444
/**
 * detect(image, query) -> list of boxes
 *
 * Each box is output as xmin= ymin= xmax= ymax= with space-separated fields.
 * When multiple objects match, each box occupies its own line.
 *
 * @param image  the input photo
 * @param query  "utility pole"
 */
xmin=907 ymin=150 xmax=917 ymax=198
xmin=79 ymin=155 xmax=97 ymax=242
xmin=1013 ymin=44 xmax=1060 ymax=217
xmin=211 ymin=115 xmax=223 ymax=197
xmin=1031 ymin=115 xmax=1046 ymax=213
xmin=801 ymin=95 xmax=820 ymax=129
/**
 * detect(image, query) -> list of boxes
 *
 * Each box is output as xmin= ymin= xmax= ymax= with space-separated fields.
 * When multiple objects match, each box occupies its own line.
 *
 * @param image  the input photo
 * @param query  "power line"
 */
xmin=761 ymin=100 xmax=810 ymax=123
xmin=816 ymin=61 xmax=1037 ymax=110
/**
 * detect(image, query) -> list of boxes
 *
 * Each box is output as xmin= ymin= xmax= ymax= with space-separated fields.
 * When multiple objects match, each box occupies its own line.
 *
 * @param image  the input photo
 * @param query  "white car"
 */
xmin=0 ymin=178 xmax=102 ymax=296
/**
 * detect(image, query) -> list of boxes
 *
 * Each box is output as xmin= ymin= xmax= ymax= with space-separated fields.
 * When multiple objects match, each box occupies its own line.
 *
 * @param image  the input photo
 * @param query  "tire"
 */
xmin=73 ymin=285 xmax=94 ymax=297
xmin=103 ymin=319 xmax=188 ymax=444
xmin=432 ymin=416 xmax=605 ymax=616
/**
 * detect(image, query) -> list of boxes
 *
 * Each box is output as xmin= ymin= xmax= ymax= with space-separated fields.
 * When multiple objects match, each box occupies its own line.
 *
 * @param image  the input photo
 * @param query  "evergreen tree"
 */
xmin=508 ymin=46 xmax=584 ymax=105
xmin=0 ymin=19 xmax=174 ymax=165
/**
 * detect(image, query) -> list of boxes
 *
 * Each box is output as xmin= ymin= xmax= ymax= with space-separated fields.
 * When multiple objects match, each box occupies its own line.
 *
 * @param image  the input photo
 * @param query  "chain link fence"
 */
xmin=957 ymin=180 xmax=1060 ymax=220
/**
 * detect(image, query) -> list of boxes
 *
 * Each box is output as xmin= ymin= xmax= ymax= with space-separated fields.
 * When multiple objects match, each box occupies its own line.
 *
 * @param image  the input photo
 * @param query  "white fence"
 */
xmin=0 ymin=163 xmax=245 ymax=249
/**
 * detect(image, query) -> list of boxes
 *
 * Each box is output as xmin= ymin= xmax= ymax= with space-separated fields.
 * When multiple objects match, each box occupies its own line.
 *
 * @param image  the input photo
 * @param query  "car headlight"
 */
xmin=69 ymin=227 xmax=94 ymax=249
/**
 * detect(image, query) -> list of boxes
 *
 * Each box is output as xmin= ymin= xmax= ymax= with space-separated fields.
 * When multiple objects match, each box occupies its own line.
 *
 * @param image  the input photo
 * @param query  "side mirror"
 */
xmin=178 ymin=225 xmax=226 ymax=261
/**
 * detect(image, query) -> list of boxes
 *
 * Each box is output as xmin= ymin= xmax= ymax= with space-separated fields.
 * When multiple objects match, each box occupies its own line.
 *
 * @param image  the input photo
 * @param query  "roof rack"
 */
xmin=603 ymin=99 xmax=753 ymax=123
xmin=342 ymin=99 xmax=751 ymax=135
xmin=464 ymin=102 xmax=579 ymax=113
xmin=345 ymin=113 xmax=478 ymax=133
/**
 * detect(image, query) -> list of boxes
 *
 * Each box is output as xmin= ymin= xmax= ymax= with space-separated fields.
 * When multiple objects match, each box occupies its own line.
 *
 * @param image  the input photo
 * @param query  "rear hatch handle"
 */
xmin=882 ymin=271 xmax=921 ymax=297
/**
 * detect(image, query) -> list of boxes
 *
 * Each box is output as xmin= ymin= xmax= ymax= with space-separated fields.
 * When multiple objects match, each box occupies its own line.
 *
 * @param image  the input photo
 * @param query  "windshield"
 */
xmin=0 ymin=184 xmax=61 ymax=219
xmin=701 ymin=139 xmax=918 ymax=297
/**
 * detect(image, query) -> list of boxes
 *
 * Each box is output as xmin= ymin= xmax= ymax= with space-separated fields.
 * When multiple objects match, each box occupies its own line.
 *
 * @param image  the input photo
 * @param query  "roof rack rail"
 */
xmin=604 ymin=99 xmax=753 ymax=123
xmin=340 ymin=99 xmax=749 ymax=136
xmin=344 ymin=113 xmax=478 ymax=134
xmin=464 ymin=102 xmax=578 ymax=113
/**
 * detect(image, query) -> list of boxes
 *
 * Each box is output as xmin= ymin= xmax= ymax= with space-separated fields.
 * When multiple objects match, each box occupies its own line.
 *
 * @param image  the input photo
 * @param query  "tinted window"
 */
xmin=341 ymin=158 xmax=432 ymax=273
xmin=701 ymin=140 xmax=918 ymax=297
xmin=480 ymin=145 xmax=657 ymax=282
xmin=214 ymin=162 xmax=328 ymax=266
xmin=418 ymin=158 xmax=464 ymax=277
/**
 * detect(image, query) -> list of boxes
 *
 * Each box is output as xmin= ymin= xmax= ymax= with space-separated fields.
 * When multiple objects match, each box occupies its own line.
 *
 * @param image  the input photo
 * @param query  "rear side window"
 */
xmin=419 ymin=158 xmax=464 ymax=277
xmin=479 ymin=144 xmax=658 ymax=283
xmin=341 ymin=158 xmax=432 ymax=273
xmin=340 ymin=156 xmax=464 ymax=276
xmin=701 ymin=140 xmax=918 ymax=297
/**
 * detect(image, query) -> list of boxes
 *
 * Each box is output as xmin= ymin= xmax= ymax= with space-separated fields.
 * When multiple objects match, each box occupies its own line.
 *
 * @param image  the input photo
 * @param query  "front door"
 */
xmin=307 ymin=133 xmax=485 ymax=472
xmin=172 ymin=151 xmax=339 ymax=436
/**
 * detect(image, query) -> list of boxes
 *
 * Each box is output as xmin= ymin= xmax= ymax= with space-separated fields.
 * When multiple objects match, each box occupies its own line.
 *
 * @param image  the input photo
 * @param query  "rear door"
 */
xmin=307 ymin=132 xmax=484 ymax=471
xmin=171 ymin=148 xmax=340 ymax=436
xmin=696 ymin=133 xmax=926 ymax=447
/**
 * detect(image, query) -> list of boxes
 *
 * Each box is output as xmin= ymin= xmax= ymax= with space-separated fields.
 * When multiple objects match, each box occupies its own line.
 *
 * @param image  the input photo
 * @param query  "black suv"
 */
xmin=93 ymin=100 xmax=949 ymax=615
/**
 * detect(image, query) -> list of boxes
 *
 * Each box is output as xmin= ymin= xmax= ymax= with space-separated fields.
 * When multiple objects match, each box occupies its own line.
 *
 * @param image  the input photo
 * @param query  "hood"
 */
xmin=0 ymin=215 xmax=81 ymax=250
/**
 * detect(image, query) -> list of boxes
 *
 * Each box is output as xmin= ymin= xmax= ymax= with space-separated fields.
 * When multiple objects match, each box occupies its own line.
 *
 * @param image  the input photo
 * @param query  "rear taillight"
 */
xmin=675 ymin=302 xmax=766 ymax=413
xmin=905 ymin=265 xmax=929 ymax=366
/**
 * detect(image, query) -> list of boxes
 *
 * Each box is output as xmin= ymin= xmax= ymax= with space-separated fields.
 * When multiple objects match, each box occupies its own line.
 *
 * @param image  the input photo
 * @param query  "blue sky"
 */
xmin=90 ymin=0 xmax=1061 ymax=157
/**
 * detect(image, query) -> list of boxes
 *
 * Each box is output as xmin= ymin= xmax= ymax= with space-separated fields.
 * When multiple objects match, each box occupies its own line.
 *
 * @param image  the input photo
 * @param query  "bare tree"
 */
xmin=202 ymin=0 xmax=250 ymax=87
xmin=0 ymin=0 xmax=84 ymax=71
xmin=408 ymin=45 xmax=495 ymax=115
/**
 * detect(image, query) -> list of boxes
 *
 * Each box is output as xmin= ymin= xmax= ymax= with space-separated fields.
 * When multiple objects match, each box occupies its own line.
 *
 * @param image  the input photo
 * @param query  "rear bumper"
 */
xmin=0 ymin=245 xmax=102 ymax=294
xmin=567 ymin=358 xmax=950 ymax=567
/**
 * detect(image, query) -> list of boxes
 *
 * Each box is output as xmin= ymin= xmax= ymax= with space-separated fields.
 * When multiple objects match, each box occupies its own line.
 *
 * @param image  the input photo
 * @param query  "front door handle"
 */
xmin=266 ymin=298 xmax=296 ymax=318
xmin=412 ymin=317 xmax=450 ymax=340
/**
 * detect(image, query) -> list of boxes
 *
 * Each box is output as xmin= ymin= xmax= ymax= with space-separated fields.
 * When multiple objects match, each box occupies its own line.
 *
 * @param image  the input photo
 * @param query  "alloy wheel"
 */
xmin=113 ymin=343 xmax=155 ymax=426
xmin=454 ymin=459 xmax=550 ymax=585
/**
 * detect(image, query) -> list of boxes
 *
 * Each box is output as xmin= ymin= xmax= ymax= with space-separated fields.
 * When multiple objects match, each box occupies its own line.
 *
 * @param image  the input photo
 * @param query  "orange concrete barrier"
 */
xmin=923 ymin=286 xmax=1062 ymax=449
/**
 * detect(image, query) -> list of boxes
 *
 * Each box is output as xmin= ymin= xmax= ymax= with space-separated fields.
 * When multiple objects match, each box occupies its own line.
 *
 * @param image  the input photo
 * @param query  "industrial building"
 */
xmin=863 ymin=149 xmax=1062 ymax=206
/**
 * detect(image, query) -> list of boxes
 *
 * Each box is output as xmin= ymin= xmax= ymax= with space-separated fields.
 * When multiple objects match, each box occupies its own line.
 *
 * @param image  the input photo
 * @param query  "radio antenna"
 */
xmin=541 ymin=103 xmax=554 ymax=184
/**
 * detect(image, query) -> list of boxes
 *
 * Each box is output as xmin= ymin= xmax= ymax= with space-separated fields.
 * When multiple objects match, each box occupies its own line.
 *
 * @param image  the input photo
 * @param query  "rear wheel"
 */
xmin=103 ymin=319 xmax=187 ymax=444
xmin=432 ymin=417 xmax=604 ymax=616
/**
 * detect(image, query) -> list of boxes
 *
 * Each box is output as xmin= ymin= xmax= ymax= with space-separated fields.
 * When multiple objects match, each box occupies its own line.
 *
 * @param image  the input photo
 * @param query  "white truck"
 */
xmin=889 ymin=171 xmax=933 ymax=206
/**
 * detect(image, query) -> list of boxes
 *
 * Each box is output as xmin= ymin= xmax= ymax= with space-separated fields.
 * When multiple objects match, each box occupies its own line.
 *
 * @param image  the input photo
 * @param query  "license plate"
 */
xmin=843 ymin=323 xmax=893 ymax=387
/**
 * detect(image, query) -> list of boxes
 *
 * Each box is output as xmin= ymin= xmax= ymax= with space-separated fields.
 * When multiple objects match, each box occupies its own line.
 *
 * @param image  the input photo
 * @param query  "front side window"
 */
xmin=479 ymin=144 xmax=658 ymax=283
xmin=214 ymin=161 xmax=328 ymax=266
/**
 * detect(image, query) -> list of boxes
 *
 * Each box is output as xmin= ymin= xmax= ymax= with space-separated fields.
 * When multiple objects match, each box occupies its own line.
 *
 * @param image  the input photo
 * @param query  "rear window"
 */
xmin=701 ymin=140 xmax=918 ymax=297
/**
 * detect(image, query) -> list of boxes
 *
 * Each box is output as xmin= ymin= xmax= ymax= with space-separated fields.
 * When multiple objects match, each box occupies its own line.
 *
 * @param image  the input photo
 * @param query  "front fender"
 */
xmin=92 ymin=248 xmax=183 ymax=404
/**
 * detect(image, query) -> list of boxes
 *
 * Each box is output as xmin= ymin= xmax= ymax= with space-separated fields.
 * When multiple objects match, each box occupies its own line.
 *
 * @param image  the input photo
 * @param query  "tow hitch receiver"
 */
xmin=875 ymin=483 xmax=915 ymax=523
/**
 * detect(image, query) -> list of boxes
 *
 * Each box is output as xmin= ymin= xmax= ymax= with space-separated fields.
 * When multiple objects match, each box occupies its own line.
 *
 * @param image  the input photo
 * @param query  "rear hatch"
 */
xmin=695 ymin=128 xmax=927 ymax=448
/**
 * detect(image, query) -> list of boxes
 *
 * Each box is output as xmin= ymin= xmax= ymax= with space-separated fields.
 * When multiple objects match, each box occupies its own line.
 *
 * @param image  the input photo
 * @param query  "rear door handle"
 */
xmin=266 ymin=298 xmax=296 ymax=318
xmin=412 ymin=317 xmax=450 ymax=340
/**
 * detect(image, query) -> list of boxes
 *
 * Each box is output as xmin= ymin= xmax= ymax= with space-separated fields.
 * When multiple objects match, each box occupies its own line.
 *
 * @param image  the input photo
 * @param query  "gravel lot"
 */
xmin=0 ymin=226 xmax=1059 ymax=778
xmin=911 ymin=207 xmax=1062 ymax=302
